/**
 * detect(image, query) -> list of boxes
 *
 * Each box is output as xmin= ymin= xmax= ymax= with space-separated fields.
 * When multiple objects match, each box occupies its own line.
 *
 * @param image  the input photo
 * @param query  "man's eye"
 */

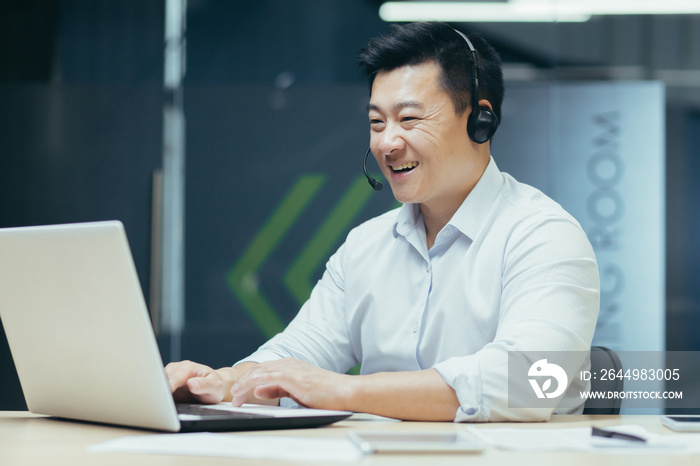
xmin=401 ymin=116 xmax=417 ymax=122
xmin=369 ymin=119 xmax=384 ymax=126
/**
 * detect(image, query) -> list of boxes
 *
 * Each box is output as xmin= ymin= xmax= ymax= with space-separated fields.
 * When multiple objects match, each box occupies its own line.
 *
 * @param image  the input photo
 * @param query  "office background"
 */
xmin=1 ymin=0 xmax=699 ymax=411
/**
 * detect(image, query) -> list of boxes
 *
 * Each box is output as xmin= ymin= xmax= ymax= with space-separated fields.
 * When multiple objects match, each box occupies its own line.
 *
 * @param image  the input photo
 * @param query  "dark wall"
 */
xmin=1 ymin=0 xmax=167 ymax=410
xmin=186 ymin=0 xmax=384 ymax=85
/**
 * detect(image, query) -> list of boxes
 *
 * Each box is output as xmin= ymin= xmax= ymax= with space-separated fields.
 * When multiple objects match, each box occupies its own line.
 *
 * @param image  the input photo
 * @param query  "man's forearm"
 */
xmin=344 ymin=368 xmax=460 ymax=421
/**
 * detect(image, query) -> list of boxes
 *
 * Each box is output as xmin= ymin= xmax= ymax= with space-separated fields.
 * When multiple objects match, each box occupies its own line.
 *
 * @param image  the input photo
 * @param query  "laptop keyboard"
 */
xmin=176 ymin=404 xmax=271 ymax=419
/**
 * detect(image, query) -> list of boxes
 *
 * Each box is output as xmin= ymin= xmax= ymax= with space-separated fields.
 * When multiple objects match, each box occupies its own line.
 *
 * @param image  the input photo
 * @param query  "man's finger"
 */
xmin=166 ymin=365 xmax=192 ymax=392
xmin=253 ymin=384 xmax=290 ymax=401
xmin=186 ymin=372 xmax=225 ymax=404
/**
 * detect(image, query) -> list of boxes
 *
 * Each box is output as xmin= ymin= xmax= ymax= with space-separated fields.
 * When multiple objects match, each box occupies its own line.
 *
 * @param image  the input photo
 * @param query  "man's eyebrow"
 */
xmin=366 ymin=100 xmax=424 ymax=113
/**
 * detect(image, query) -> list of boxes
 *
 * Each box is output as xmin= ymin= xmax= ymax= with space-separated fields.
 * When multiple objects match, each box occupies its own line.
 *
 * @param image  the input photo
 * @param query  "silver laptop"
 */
xmin=0 ymin=221 xmax=351 ymax=432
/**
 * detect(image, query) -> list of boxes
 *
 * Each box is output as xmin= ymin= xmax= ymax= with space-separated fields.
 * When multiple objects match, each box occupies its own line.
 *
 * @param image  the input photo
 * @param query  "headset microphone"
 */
xmin=363 ymin=147 xmax=383 ymax=191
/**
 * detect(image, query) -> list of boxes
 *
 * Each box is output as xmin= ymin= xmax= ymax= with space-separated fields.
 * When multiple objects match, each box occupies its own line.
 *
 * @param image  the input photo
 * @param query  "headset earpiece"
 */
xmin=467 ymin=105 xmax=499 ymax=144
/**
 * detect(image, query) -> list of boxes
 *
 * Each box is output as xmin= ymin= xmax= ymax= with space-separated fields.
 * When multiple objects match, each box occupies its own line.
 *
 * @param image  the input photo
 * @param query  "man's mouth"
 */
xmin=391 ymin=162 xmax=418 ymax=173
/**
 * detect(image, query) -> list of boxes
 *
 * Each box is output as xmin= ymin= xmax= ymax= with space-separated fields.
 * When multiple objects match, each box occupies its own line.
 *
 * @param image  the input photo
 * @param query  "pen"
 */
xmin=591 ymin=427 xmax=647 ymax=443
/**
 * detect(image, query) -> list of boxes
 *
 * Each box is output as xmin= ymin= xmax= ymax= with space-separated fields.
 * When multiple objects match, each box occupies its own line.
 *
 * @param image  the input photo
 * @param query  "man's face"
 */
xmin=368 ymin=62 xmax=483 ymax=211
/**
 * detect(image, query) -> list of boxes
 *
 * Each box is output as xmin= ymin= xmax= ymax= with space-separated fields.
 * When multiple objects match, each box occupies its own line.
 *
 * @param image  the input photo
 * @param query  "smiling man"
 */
xmin=166 ymin=22 xmax=600 ymax=422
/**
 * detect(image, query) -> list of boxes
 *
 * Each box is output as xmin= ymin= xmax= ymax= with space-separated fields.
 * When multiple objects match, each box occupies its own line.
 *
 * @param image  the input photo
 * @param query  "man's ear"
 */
xmin=478 ymin=99 xmax=494 ymax=111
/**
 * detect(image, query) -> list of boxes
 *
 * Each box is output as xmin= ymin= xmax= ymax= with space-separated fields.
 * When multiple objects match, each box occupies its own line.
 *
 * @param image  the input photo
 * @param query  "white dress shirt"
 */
xmin=238 ymin=157 xmax=600 ymax=422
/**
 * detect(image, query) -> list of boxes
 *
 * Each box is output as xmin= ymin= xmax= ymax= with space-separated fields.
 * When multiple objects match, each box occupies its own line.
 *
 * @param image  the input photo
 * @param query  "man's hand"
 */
xmin=165 ymin=360 xmax=258 ymax=404
xmin=230 ymin=358 xmax=351 ymax=410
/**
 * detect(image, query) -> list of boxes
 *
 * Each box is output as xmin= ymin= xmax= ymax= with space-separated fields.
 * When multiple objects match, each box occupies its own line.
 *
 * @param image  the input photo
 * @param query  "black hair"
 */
xmin=357 ymin=21 xmax=504 ymax=123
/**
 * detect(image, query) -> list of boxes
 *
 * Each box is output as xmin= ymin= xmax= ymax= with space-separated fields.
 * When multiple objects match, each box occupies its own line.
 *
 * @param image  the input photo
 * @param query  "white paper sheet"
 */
xmin=88 ymin=432 xmax=363 ymax=463
xmin=468 ymin=424 xmax=700 ymax=454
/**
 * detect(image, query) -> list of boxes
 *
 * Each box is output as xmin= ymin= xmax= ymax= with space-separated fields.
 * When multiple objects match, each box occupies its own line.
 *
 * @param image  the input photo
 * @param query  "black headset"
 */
xmin=454 ymin=29 xmax=499 ymax=144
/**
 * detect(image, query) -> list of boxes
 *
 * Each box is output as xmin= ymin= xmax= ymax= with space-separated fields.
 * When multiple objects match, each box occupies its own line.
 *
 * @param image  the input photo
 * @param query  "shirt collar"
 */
xmin=449 ymin=156 xmax=504 ymax=241
xmin=393 ymin=156 xmax=504 ymax=241
xmin=395 ymin=202 xmax=422 ymax=238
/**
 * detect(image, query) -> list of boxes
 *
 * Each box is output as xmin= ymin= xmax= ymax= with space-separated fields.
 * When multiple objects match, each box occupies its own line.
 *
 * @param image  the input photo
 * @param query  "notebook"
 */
xmin=0 ymin=221 xmax=352 ymax=432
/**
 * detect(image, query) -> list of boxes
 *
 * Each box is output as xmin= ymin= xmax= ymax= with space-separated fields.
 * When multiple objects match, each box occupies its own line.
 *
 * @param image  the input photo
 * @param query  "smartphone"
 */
xmin=347 ymin=430 xmax=483 ymax=454
xmin=661 ymin=415 xmax=700 ymax=432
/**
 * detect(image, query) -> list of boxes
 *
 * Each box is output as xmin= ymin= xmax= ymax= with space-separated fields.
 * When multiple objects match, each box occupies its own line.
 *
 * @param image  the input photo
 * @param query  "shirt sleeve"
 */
xmin=433 ymin=216 xmax=600 ymax=422
xmin=235 ymin=236 xmax=358 ymax=374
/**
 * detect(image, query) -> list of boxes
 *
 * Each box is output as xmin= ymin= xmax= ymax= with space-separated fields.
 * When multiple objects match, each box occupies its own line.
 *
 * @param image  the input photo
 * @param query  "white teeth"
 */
xmin=391 ymin=162 xmax=418 ymax=172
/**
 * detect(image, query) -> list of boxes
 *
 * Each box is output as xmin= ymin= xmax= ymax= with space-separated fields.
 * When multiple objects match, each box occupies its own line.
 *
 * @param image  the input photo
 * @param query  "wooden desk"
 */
xmin=1 ymin=411 xmax=697 ymax=465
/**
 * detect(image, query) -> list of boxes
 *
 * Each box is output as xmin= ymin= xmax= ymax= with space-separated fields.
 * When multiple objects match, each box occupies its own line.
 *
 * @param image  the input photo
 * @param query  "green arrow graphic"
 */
xmin=226 ymin=175 xmax=326 ymax=338
xmin=283 ymin=176 xmax=375 ymax=306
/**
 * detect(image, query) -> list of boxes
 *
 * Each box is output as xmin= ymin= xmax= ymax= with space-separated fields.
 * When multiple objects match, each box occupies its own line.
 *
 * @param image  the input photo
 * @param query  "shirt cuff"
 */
xmin=433 ymin=356 xmax=490 ymax=422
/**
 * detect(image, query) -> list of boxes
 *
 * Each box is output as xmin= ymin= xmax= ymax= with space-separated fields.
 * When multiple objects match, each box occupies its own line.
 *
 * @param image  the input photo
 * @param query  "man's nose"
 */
xmin=376 ymin=123 xmax=406 ymax=154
